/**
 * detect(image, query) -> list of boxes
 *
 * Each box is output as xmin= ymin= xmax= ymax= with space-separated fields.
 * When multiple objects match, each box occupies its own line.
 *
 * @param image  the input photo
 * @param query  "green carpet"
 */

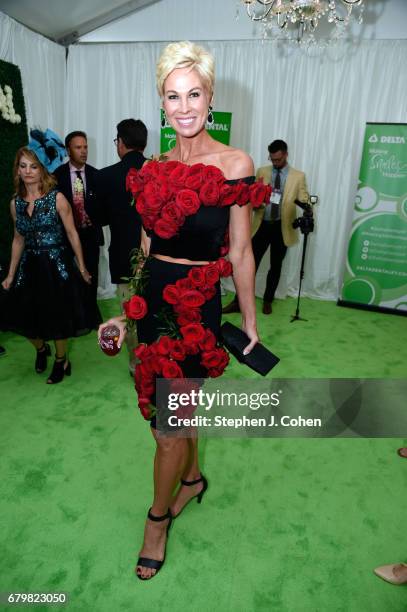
xmin=0 ymin=295 xmax=406 ymax=612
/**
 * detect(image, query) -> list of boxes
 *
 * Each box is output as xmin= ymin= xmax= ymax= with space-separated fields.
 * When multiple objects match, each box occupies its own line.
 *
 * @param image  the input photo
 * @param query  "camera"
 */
xmin=292 ymin=195 xmax=318 ymax=235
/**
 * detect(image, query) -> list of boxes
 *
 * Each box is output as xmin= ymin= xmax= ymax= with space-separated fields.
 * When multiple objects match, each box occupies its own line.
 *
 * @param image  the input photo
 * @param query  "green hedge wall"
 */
xmin=0 ymin=59 xmax=28 ymax=277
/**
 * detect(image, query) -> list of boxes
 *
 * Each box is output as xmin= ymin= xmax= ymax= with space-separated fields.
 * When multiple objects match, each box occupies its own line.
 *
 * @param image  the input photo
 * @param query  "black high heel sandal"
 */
xmin=136 ymin=508 xmax=172 ymax=581
xmin=35 ymin=343 xmax=51 ymax=373
xmin=173 ymin=474 xmax=208 ymax=519
xmin=46 ymin=355 xmax=71 ymax=384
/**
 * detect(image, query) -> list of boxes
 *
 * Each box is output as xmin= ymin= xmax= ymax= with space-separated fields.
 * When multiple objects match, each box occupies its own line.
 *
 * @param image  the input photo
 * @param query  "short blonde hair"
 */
xmin=156 ymin=41 xmax=215 ymax=98
xmin=13 ymin=147 xmax=57 ymax=198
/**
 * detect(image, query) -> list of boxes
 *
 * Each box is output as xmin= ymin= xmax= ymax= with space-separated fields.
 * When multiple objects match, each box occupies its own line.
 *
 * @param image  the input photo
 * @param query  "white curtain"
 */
xmin=0 ymin=12 xmax=66 ymax=136
xmin=66 ymin=39 xmax=407 ymax=300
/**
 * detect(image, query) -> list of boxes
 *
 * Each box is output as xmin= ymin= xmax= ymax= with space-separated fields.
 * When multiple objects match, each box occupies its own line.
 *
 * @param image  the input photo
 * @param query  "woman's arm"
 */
xmin=141 ymin=227 xmax=151 ymax=257
xmin=228 ymin=203 xmax=259 ymax=354
xmin=56 ymin=192 xmax=91 ymax=284
xmin=2 ymin=200 xmax=25 ymax=289
xmin=98 ymin=225 xmax=150 ymax=349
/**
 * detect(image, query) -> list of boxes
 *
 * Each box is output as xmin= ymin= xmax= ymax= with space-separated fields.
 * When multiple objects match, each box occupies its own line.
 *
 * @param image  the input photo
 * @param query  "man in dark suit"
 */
xmin=88 ymin=118 xmax=148 ymax=374
xmin=54 ymin=131 xmax=103 ymax=306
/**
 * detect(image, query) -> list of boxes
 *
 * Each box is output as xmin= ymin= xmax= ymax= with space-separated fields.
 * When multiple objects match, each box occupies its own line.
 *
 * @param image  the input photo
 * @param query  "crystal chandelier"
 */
xmin=241 ymin=0 xmax=364 ymax=44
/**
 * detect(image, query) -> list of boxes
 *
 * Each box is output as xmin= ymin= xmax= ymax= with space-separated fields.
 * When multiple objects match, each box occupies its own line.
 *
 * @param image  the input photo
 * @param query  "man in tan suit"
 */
xmin=223 ymin=140 xmax=309 ymax=315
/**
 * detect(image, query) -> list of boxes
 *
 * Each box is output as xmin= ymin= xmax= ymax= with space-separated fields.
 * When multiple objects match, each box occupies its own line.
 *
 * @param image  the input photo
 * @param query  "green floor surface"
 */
xmin=0 ymin=296 xmax=406 ymax=612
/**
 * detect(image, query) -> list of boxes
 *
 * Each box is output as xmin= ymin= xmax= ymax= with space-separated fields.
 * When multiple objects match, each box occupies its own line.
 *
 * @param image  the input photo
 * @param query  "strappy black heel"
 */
xmin=136 ymin=508 xmax=172 ymax=580
xmin=46 ymin=355 xmax=71 ymax=384
xmin=173 ymin=474 xmax=208 ymax=518
xmin=35 ymin=343 xmax=51 ymax=373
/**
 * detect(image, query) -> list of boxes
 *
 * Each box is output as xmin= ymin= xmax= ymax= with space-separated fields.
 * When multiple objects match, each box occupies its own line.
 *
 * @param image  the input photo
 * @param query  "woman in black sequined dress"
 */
xmin=2 ymin=147 xmax=101 ymax=383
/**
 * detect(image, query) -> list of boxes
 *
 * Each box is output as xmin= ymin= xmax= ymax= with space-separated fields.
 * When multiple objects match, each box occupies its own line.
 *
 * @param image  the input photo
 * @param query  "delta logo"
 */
xmin=368 ymin=134 xmax=405 ymax=144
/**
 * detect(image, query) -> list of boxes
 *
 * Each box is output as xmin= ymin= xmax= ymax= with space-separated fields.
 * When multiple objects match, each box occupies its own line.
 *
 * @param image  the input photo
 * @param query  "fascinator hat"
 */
xmin=28 ymin=128 xmax=66 ymax=173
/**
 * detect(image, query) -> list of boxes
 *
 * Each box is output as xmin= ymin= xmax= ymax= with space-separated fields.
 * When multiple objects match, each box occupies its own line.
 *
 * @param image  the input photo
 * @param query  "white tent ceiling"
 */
xmin=0 ymin=0 xmax=161 ymax=44
xmin=0 ymin=0 xmax=406 ymax=46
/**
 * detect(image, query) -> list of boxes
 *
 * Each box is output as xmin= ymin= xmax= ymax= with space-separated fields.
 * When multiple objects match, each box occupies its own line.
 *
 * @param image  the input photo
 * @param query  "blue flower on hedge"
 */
xmin=28 ymin=128 xmax=66 ymax=173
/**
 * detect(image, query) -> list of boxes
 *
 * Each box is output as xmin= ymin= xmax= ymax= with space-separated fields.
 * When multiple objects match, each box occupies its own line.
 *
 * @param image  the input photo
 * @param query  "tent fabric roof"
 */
xmin=0 ymin=0 xmax=160 ymax=44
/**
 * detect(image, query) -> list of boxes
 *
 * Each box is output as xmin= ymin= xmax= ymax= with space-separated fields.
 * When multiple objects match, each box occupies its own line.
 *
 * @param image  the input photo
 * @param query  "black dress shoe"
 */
xmin=47 ymin=356 xmax=71 ymax=384
xmin=35 ymin=343 xmax=51 ymax=373
xmin=222 ymin=299 xmax=240 ymax=314
xmin=262 ymin=301 xmax=272 ymax=315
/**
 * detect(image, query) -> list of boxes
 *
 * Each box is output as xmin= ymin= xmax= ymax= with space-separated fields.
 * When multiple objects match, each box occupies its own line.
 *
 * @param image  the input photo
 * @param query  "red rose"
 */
xmin=205 ymin=263 xmax=220 ymax=286
xmin=188 ymin=266 xmax=206 ymax=288
xmin=163 ymin=284 xmax=180 ymax=305
xmin=202 ymin=165 xmax=225 ymax=184
xmin=207 ymin=367 xmax=224 ymax=378
xmin=158 ymin=178 xmax=175 ymax=201
xmin=185 ymin=164 xmax=205 ymax=190
xmin=124 ymin=295 xmax=147 ymax=320
xmin=140 ymin=160 xmax=160 ymax=181
xmin=138 ymin=359 xmax=155 ymax=376
xmin=126 ymin=168 xmax=144 ymax=197
xmin=142 ymin=215 xmax=156 ymax=231
xmin=139 ymin=401 xmax=153 ymax=420
xmin=217 ymin=258 xmax=233 ymax=278
xmin=180 ymin=323 xmax=206 ymax=344
xmin=161 ymin=359 xmax=184 ymax=379
xmin=156 ymin=335 xmax=174 ymax=356
xmin=170 ymin=340 xmax=186 ymax=361
xmin=144 ymin=181 xmax=164 ymax=212
xmin=176 ymin=308 xmax=202 ymax=326
xmin=138 ymin=378 xmax=155 ymax=398
xmin=249 ymin=181 xmax=270 ymax=208
xmin=136 ymin=193 xmax=147 ymax=215
xmin=199 ymin=180 xmax=220 ymax=206
xmin=169 ymin=164 xmax=191 ymax=188
xmin=183 ymin=341 xmax=200 ymax=356
xmin=179 ymin=289 xmax=206 ymax=308
xmin=133 ymin=343 xmax=148 ymax=360
xmin=199 ymin=329 xmax=217 ymax=351
xmin=220 ymin=184 xmax=237 ymax=206
xmin=175 ymin=277 xmax=194 ymax=291
xmin=202 ymin=285 xmax=217 ymax=301
xmin=154 ymin=218 xmax=178 ymax=239
xmin=176 ymin=189 xmax=200 ymax=215
xmin=201 ymin=348 xmax=228 ymax=369
xmin=159 ymin=160 xmax=183 ymax=176
xmin=161 ymin=202 xmax=185 ymax=226
xmin=234 ymin=182 xmax=250 ymax=206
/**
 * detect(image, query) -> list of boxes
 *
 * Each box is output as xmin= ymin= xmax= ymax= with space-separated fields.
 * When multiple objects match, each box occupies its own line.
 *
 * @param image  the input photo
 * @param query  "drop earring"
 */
xmin=161 ymin=109 xmax=169 ymax=129
xmin=207 ymin=105 xmax=214 ymax=127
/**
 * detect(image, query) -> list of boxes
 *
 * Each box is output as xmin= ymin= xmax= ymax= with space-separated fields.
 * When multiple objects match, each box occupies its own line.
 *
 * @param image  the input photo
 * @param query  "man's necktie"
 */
xmin=274 ymin=168 xmax=281 ymax=191
xmin=270 ymin=169 xmax=282 ymax=221
xmin=73 ymin=170 xmax=91 ymax=229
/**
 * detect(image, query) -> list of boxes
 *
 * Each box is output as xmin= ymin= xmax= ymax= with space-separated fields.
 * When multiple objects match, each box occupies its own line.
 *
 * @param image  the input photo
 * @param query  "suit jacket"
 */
xmin=53 ymin=162 xmax=104 ymax=246
xmin=90 ymin=150 xmax=147 ymax=284
xmin=252 ymin=165 xmax=309 ymax=247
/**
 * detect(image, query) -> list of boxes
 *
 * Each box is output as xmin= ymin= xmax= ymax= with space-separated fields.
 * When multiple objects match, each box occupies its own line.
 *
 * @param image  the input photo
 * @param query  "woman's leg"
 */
xmin=29 ymin=338 xmax=44 ymax=350
xmin=54 ymin=339 xmax=67 ymax=360
xmin=136 ymin=429 xmax=190 ymax=579
xmin=170 ymin=433 xmax=206 ymax=517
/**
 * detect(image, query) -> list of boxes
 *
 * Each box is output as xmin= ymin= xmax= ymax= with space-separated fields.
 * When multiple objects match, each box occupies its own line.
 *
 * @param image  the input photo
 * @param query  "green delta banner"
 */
xmin=160 ymin=111 xmax=232 ymax=153
xmin=340 ymin=123 xmax=407 ymax=314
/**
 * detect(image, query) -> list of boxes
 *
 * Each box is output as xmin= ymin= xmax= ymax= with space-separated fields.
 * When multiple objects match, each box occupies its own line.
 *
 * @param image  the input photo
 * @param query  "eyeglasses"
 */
xmin=113 ymin=138 xmax=119 ymax=145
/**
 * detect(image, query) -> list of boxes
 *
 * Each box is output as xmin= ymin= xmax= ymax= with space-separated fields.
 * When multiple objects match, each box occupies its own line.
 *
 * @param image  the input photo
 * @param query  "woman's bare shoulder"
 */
xmin=220 ymin=147 xmax=254 ymax=180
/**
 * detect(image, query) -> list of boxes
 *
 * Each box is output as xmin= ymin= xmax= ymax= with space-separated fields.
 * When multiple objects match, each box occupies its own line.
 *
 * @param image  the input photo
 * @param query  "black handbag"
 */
xmin=220 ymin=322 xmax=280 ymax=376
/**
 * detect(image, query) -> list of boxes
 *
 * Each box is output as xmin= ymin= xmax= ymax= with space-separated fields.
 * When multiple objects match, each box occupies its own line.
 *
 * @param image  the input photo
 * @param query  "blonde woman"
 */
xmin=99 ymin=41 xmax=266 ymax=580
xmin=2 ymin=146 xmax=100 ymax=383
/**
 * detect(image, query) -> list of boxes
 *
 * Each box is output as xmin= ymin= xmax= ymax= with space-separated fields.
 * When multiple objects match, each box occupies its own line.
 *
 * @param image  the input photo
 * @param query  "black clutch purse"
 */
xmin=220 ymin=322 xmax=280 ymax=376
